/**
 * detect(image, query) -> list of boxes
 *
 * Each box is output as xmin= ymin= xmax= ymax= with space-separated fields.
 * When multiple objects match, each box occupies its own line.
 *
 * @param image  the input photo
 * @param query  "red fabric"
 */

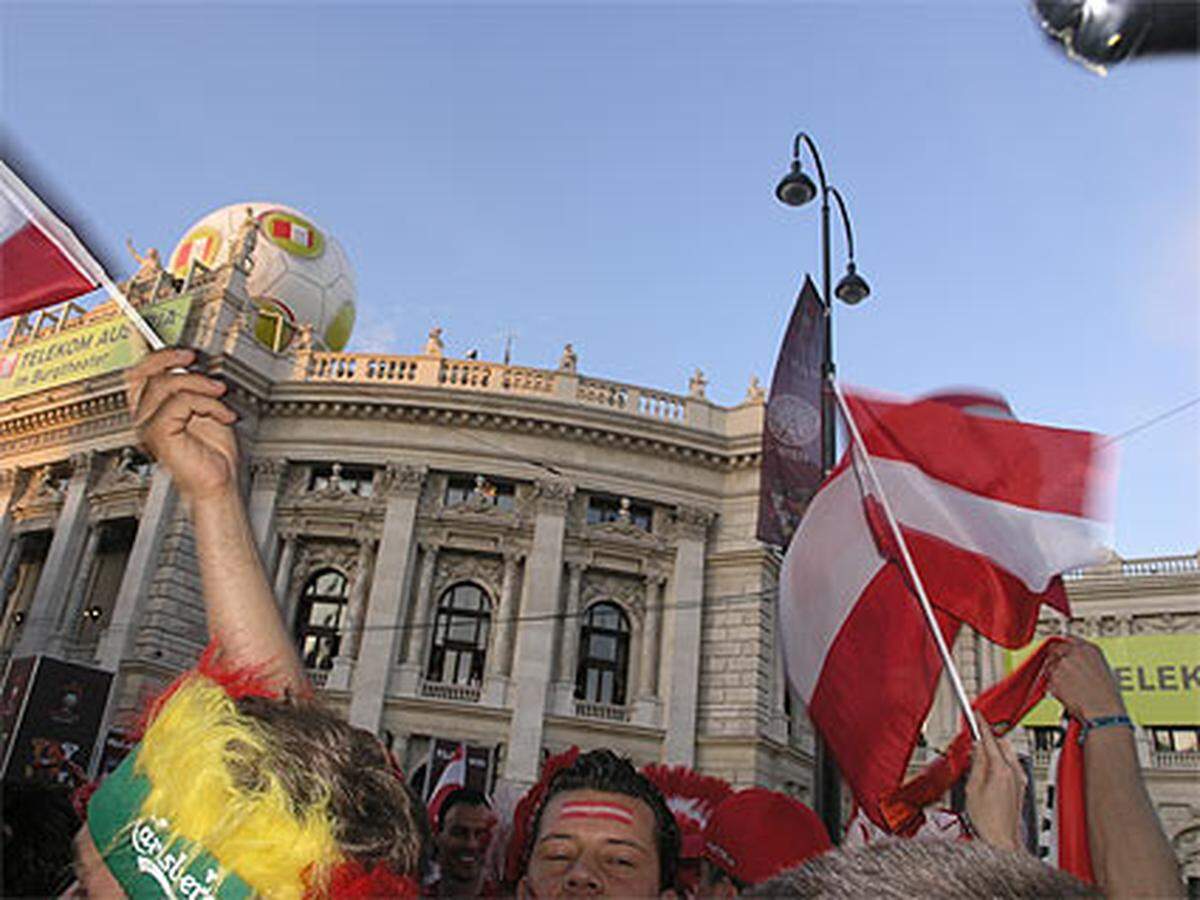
xmin=321 ymin=860 xmax=420 ymax=899
xmin=0 ymin=221 xmax=96 ymax=318
xmin=702 ymin=788 xmax=832 ymax=886
xmin=880 ymin=637 xmax=1066 ymax=833
xmin=807 ymin=563 xmax=960 ymax=827
xmin=426 ymin=743 xmax=467 ymax=827
xmin=1057 ymin=718 xmax=1095 ymax=884
xmin=272 ymin=219 xmax=291 ymax=239
xmin=844 ymin=391 xmax=1108 ymax=518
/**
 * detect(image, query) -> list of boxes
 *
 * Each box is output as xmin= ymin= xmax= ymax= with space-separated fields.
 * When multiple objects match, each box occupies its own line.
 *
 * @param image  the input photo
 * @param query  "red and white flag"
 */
xmin=779 ymin=387 xmax=1115 ymax=826
xmin=427 ymin=743 xmax=468 ymax=826
xmin=271 ymin=218 xmax=312 ymax=248
xmin=0 ymin=161 xmax=102 ymax=319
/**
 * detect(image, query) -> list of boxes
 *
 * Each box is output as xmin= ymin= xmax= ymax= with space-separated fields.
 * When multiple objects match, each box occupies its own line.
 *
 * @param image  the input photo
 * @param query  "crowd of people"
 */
xmin=1 ymin=349 xmax=1184 ymax=897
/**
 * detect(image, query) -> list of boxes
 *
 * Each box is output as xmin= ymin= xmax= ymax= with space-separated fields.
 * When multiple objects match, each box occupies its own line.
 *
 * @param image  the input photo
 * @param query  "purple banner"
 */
xmin=757 ymin=276 xmax=827 ymax=546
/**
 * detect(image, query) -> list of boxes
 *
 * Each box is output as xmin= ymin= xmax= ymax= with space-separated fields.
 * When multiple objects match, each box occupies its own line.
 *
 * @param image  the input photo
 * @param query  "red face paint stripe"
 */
xmin=558 ymin=802 xmax=635 ymax=825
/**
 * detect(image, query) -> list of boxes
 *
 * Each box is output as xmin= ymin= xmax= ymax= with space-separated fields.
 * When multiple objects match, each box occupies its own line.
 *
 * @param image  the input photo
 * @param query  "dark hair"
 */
xmin=743 ymin=839 xmax=1101 ymax=899
xmin=2 ymin=779 xmax=80 ymax=896
xmin=438 ymin=787 xmax=491 ymax=832
xmin=233 ymin=695 xmax=431 ymax=877
xmin=531 ymin=749 xmax=680 ymax=891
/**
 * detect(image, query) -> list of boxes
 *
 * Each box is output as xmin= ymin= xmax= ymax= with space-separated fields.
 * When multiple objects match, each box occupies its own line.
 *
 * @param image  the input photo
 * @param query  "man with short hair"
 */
xmin=697 ymin=788 xmax=831 ymax=897
xmin=518 ymin=749 xmax=680 ymax=899
xmin=430 ymin=787 xmax=498 ymax=898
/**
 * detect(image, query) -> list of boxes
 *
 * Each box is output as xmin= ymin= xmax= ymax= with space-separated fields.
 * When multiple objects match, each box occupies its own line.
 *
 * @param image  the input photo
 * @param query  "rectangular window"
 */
xmin=444 ymin=474 xmax=515 ymax=511
xmin=1 ymin=531 xmax=52 ymax=650
xmin=1029 ymin=726 xmax=1064 ymax=752
xmin=77 ymin=519 xmax=138 ymax=643
xmin=308 ymin=464 xmax=376 ymax=497
xmin=1150 ymin=727 xmax=1200 ymax=753
xmin=585 ymin=495 xmax=652 ymax=532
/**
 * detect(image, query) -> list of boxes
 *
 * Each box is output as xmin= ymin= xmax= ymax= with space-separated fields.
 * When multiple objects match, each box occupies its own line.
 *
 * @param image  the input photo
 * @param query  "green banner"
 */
xmin=1005 ymin=633 xmax=1200 ymax=726
xmin=0 ymin=294 xmax=193 ymax=403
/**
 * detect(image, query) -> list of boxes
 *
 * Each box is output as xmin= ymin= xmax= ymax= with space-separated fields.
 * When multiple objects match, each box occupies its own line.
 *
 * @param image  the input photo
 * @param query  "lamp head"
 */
xmin=775 ymin=160 xmax=818 ymax=207
xmin=835 ymin=262 xmax=870 ymax=305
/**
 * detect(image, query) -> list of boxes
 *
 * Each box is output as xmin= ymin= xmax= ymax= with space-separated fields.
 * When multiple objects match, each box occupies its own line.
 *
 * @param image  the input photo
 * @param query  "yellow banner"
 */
xmin=0 ymin=295 xmax=193 ymax=403
xmin=1005 ymin=634 xmax=1200 ymax=726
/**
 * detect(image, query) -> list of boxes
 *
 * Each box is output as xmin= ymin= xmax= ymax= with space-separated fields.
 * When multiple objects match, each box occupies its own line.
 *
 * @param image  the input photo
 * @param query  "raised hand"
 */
xmin=1045 ymin=637 xmax=1127 ymax=723
xmin=965 ymin=725 xmax=1027 ymax=853
xmin=125 ymin=348 xmax=238 ymax=502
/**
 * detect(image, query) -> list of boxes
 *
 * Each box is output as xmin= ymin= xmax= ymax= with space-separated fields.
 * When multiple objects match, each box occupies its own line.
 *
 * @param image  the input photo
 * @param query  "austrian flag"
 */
xmin=0 ymin=161 xmax=101 ymax=318
xmin=778 ymin=387 xmax=1116 ymax=826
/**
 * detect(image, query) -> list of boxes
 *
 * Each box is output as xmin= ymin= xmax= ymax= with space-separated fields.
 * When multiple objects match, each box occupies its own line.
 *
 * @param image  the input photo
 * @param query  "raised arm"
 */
xmin=127 ymin=348 xmax=306 ymax=694
xmin=1047 ymin=637 xmax=1181 ymax=899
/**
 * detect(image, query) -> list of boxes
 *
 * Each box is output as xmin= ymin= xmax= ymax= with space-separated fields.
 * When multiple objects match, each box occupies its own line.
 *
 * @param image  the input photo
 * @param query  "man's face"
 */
xmin=437 ymin=803 xmax=495 ymax=885
xmin=518 ymin=788 xmax=672 ymax=899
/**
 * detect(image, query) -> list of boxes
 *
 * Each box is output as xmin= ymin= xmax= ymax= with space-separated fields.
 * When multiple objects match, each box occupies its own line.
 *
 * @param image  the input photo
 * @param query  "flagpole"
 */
xmin=0 ymin=160 xmax=163 ymax=351
xmin=829 ymin=376 xmax=982 ymax=742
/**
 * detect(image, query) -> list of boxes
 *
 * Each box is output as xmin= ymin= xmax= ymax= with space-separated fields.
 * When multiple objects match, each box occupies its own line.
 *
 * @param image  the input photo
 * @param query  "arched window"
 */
xmin=294 ymin=569 xmax=349 ymax=671
xmin=575 ymin=602 xmax=631 ymax=706
xmin=426 ymin=582 xmax=491 ymax=686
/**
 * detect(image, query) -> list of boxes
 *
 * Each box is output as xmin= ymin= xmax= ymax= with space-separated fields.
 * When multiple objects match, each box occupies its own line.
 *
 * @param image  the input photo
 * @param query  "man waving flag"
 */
xmin=778 ymin=385 xmax=1116 ymax=826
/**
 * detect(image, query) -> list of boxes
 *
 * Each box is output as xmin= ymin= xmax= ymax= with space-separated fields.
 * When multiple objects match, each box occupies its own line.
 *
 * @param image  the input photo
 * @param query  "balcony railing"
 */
xmin=296 ymin=352 xmax=708 ymax=428
xmin=1152 ymin=751 xmax=1200 ymax=770
xmin=1063 ymin=553 xmax=1199 ymax=581
xmin=574 ymin=700 xmax=631 ymax=723
xmin=420 ymin=679 xmax=482 ymax=703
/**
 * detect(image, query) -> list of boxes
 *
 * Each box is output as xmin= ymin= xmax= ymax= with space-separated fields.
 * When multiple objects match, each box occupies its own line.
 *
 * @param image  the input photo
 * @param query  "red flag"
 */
xmin=882 ymin=638 xmax=1095 ymax=884
xmin=426 ymin=742 xmax=467 ymax=826
xmin=757 ymin=276 xmax=826 ymax=546
xmin=779 ymin=388 xmax=1115 ymax=826
xmin=0 ymin=160 xmax=101 ymax=319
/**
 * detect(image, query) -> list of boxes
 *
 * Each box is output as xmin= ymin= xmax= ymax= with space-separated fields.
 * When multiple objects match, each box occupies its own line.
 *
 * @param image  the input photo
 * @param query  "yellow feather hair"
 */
xmin=136 ymin=675 xmax=342 ymax=899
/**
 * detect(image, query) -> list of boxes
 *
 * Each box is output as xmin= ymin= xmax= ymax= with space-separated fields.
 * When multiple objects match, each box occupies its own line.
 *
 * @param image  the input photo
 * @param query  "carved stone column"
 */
xmin=330 ymin=534 xmax=376 ymax=692
xmin=247 ymin=457 xmax=287 ymax=568
xmin=504 ymin=478 xmax=573 ymax=785
xmin=49 ymin=525 xmax=101 ymax=653
xmin=17 ymin=453 xmax=95 ymax=656
xmin=95 ymin=465 xmax=179 ymax=671
xmin=0 ymin=469 xmax=20 ymax=589
xmin=550 ymin=560 xmax=584 ymax=715
xmin=397 ymin=543 xmax=439 ymax=694
xmin=486 ymin=552 xmax=523 ymax=683
xmin=661 ymin=505 xmax=713 ymax=766
xmin=633 ymin=572 xmax=666 ymax=727
xmin=349 ymin=465 xmax=425 ymax=731
xmin=274 ymin=533 xmax=299 ymax=620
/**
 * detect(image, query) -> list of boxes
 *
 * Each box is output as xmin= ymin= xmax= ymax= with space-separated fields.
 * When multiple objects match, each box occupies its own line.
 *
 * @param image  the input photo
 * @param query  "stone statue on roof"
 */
xmin=424 ymin=327 xmax=445 ymax=357
xmin=688 ymin=368 xmax=708 ymax=399
xmin=230 ymin=207 xmax=259 ymax=273
xmin=559 ymin=342 xmax=578 ymax=372
xmin=125 ymin=238 xmax=162 ymax=280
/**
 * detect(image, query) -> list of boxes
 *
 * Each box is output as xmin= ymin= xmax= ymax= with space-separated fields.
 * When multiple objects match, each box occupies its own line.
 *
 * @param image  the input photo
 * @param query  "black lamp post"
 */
xmin=775 ymin=131 xmax=871 ymax=842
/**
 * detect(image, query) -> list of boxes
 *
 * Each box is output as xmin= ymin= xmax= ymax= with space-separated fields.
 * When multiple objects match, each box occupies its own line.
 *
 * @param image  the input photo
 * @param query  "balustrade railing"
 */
xmin=1063 ymin=553 xmax=1198 ymax=581
xmin=420 ymin=679 xmax=482 ymax=703
xmin=574 ymin=700 xmax=631 ymax=722
xmin=1152 ymin=751 xmax=1200 ymax=769
xmin=299 ymin=353 xmax=701 ymax=427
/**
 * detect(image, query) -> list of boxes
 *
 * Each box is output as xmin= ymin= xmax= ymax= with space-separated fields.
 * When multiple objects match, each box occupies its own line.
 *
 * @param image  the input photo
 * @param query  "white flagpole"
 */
xmin=0 ymin=161 xmax=163 ymax=350
xmin=829 ymin=376 xmax=982 ymax=742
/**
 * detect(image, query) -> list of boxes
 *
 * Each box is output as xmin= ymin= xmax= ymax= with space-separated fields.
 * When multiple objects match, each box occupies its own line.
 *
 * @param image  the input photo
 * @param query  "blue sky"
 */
xmin=3 ymin=2 xmax=1197 ymax=557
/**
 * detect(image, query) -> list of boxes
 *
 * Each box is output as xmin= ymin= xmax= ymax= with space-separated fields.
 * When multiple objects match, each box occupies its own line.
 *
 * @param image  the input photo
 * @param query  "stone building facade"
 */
xmin=0 ymin=259 xmax=809 ymax=797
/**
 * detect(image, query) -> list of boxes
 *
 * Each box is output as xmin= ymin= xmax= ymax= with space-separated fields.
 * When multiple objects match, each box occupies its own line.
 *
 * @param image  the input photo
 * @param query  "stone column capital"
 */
xmin=378 ymin=463 xmax=428 ymax=499
xmin=68 ymin=450 xmax=97 ymax=479
xmin=0 ymin=468 xmax=18 ymax=493
xmin=673 ymin=505 xmax=715 ymax=541
xmin=248 ymin=456 xmax=288 ymax=489
xmin=534 ymin=478 xmax=575 ymax=514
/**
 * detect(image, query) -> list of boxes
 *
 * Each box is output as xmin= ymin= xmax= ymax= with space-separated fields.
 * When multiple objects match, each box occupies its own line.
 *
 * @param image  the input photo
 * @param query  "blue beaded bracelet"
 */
xmin=1078 ymin=714 xmax=1134 ymax=746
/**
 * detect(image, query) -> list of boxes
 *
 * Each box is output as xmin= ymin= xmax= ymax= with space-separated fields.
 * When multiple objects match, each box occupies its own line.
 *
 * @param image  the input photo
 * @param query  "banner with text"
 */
xmin=0 ymin=293 xmax=193 ymax=402
xmin=1005 ymin=633 xmax=1200 ymax=726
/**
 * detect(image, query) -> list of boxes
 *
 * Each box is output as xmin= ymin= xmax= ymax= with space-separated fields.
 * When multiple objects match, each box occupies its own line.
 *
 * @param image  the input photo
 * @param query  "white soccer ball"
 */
xmin=167 ymin=202 xmax=357 ymax=351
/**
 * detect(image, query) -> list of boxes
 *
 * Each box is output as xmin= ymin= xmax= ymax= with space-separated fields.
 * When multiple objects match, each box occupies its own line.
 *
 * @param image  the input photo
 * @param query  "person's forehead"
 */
xmin=446 ymin=802 xmax=495 ymax=828
xmin=540 ymin=788 xmax=655 ymax=839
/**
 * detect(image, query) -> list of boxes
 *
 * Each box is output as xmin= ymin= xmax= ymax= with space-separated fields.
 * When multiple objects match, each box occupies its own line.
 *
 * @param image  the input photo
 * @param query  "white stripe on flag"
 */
xmin=0 ymin=192 xmax=25 ymax=243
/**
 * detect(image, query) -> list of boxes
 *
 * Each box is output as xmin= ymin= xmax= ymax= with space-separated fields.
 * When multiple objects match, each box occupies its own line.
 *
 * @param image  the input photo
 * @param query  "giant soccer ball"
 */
xmin=167 ymin=202 xmax=357 ymax=351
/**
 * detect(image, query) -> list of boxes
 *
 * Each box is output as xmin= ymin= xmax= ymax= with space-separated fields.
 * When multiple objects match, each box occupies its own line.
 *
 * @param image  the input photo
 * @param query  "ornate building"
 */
xmin=0 ymin=257 xmax=809 ymax=797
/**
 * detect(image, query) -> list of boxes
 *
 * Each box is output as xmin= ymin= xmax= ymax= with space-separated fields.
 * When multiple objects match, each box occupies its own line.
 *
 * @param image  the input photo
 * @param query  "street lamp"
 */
xmin=775 ymin=130 xmax=871 ymax=842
